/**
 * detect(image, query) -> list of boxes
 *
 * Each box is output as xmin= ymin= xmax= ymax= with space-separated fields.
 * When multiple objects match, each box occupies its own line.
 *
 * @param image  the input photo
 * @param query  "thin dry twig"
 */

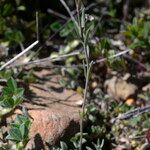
xmin=36 ymin=11 xmax=39 ymax=41
xmin=19 ymin=42 xmax=25 ymax=51
xmin=0 ymin=41 xmax=39 ymax=71
xmin=7 ymin=47 xmax=130 ymax=69
xmin=59 ymin=0 xmax=79 ymax=30
xmin=47 ymin=8 xmax=69 ymax=20
xmin=114 ymin=105 xmax=150 ymax=121
xmin=7 ymin=51 xmax=81 ymax=68
xmin=0 ymin=12 xmax=40 ymax=71
xmin=110 ymin=39 xmax=148 ymax=71
xmin=94 ymin=49 xmax=129 ymax=64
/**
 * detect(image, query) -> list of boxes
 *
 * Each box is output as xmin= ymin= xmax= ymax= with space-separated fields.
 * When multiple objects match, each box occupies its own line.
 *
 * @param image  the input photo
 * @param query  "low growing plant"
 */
xmin=6 ymin=109 xmax=31 ymax=150
xmin=0 ymin=77 xmax=31 ymax=150
xmin=0 ymin=77 xmax=24 ymax=118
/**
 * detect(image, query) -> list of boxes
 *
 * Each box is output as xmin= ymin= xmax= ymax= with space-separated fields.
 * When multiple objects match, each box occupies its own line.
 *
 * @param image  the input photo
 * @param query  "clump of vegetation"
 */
xmin=0 ymin=78 xmax=31 ymax=150
xmin=6 ymin=111 xmax=31 ymax=150
xmin=0 ymin=78 xmax=24 ymax=118
xmin=0 ymin=0 xmax=149 ymax=149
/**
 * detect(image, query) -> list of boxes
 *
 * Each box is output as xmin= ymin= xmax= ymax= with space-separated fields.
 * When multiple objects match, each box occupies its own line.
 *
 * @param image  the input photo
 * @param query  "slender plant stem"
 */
xmin=79 ymin=10 xmax=92 ymax=147
xmin=79 ymin=61 xmax=92 ymax=150
xmin=78 ymin=2 xmax=91 ymax=150
xmin=59 ymin=1 xmax=92 ymax=149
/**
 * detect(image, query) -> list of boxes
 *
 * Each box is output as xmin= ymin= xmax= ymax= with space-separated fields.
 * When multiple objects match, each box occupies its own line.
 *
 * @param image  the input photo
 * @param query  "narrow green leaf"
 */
xmin=81 ymin=7 xmax=85 ymax=28
xmin=86 ymin=147 xmax=93 ymax=150
xmin=7 ymin=77 xmax=17 ymax=91
xmin=84 ymin=25 xmax=92 ymax=45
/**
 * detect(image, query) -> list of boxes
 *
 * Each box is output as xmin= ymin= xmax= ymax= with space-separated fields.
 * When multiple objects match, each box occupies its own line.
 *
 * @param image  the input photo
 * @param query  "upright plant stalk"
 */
xmin=79 ymin=32 xmax=93 ymax=150
xmin=78 ymin=2 xmax=92 ymax=150
xmin=59 ymin=0 xmax=93 ymax=149
xmin=79 ymin=59 xmax=92 ymax=150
